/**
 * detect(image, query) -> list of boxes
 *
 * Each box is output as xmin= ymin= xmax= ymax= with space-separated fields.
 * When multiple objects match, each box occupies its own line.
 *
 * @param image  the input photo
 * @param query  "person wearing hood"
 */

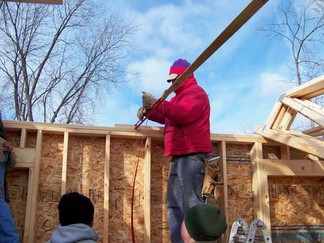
xmin=47 ymin=192 xmax=98 ymax=243
xmin=138 ymin=58 xmax=212 ymax=243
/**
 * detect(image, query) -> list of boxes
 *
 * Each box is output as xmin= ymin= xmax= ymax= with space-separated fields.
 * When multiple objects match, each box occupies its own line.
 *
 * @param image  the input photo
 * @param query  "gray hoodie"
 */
xmin=47 ymin=223 xmax=98 ymax=243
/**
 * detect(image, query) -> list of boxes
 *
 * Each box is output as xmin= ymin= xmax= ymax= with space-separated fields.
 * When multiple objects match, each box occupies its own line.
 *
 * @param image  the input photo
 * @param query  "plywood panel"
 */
xmin=227 ymin=161 xmax=253 ymax=225
xmin=36 ymin=134 xmax=63 ymax=242
xmin=109 ymin=138 xmax=145 ymax=243
xmin=7 ymin=168 xmax=29 ymax=242
xmin=269 ymin=176 xmax=324 ymax=242
xmin=66 ymin=135 xmax=106 ymax=241
xmin=151 ymin=140 xmax=170 ymax=243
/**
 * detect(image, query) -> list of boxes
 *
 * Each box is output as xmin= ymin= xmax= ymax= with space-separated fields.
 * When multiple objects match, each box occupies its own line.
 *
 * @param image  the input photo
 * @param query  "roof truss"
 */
xmin=255 ymin=75 xmax=324 ymax=159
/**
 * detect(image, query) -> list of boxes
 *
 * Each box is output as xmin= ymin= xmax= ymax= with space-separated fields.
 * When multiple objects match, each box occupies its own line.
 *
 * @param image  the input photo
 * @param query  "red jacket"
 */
xmin=148 ymin=74 xmax=212 ymax=156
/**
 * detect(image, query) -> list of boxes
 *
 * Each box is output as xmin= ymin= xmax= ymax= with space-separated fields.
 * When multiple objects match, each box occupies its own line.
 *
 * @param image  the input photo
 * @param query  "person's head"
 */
xmin=181 ymin=204 xmax=227 ymax=242
xmin=58 ymin=192 xmax=94 ymax=227
xmin=167 ymin=58 xmax=191 ymax=83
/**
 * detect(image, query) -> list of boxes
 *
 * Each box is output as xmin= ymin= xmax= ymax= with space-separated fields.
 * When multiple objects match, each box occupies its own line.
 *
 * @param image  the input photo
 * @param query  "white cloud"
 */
xmin=259 ymin=72 xmax=294 ymax=97
xmin=127 ymin=57 xmax=171 ymax=96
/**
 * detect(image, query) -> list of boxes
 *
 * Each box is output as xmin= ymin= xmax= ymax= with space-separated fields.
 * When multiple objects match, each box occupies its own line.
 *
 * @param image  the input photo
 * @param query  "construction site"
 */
xmin=2 ymin=75 xmax=324 ymax=242
xmin=1 ymin=0 xmax=324 ymax=243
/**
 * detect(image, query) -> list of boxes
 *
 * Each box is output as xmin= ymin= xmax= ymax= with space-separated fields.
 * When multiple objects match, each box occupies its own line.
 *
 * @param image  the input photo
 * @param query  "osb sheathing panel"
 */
xmin=7 ymin=130 xmax=37 ymax=148
xmin=269 ymin=176 xmax=324 ymax=226
xmin=66 ymin=136 xmax=106 ymax=241
xmin=226 ymin=144 xmax=254 ymax=224
xmin=7 ymin=168 xmax=29 ymax=241
xmin=36 ymin=134 xmax=64 ymax=242
xmin=109 ymin=138 xmax=145 ymax=243
xmin=151 ymin=140 xmax=171 ymax=243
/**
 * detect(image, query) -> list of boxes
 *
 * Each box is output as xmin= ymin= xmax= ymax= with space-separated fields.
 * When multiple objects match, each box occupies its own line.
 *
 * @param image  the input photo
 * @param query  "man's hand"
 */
xmin=137 ymin=107 xmax=146 ymax=121
xmin=142 ymin=91 xmax=157 ymax=108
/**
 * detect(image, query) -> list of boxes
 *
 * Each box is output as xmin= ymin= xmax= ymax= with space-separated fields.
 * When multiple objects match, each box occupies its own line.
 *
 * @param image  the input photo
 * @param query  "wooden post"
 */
xmin=104 ymin=135 xmax=111 ymax=243
xmin=27 ymin=129 xmax=42 ymax=243
xmin=61 ymin=131 xmax=69 ymax=195
xmin=144 ymin=137 xmax=151 ymax=243
xmin=219 ymin=141 xmax=229 ymax=243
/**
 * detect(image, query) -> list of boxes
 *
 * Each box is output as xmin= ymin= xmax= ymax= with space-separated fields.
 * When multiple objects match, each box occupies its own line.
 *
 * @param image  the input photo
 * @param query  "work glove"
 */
xmin=142 ymin=91 xmax=157 ymax=108
xmin=137 ymin=107 xmax=146 ymax=121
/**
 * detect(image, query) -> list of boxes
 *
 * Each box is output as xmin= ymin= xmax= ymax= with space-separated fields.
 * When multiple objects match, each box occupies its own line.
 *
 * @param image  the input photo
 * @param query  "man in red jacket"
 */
xmin=138 ymin=58 xmax=212 ymax=243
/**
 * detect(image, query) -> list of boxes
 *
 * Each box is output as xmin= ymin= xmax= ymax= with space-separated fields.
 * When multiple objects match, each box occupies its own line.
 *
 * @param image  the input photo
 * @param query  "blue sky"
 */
xmin=94 ymin=0 xmax=306 ymax=134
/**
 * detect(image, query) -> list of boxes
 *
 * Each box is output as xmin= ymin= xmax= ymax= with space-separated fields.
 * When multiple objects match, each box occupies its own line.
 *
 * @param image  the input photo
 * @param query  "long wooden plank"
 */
xmin=281 ymin=97 xmax=324 ymax=126
xmin=219 ymin=141 xmax=229 ymax=243
xmin=277 ymin=107 xmax=296 ymax=130
xmin=23 ymin=168 xmax=34 ymax=243
xmin=302 ymin=125 xmax=324 ymax=136
xmin=104 ymin=135 xmax=111 ymax=243
xmin=61 ymin=131 xmax=69 ymax=195
xmin=161 ymin=0 xmax=268 ymax=99
xmin=262 ymin=159 xmax=324 ymax=176
xmin=263 ymin=102 xmax=285 ymax=129
xmin=3 ymin=120 xmax=272 ymax=144
xmin=251 ymin=142 xmax=268 ymax=226
xmin=254 ymin=126 xmax=324 ymax=159
xmin=20 ymin=128 xmax=27 ymax=148
xmin=284 ymin=75 xmax=324 ymax=99
xmin=28 ymin=129 xmax=43 ymax=243
xmin=144 ymin=137 xmax=151 ymax=243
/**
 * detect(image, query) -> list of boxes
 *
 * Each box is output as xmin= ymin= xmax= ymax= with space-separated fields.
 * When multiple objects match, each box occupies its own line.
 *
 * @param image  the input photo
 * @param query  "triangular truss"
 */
xmin=254 ymin=75 xmax=324 ymax=159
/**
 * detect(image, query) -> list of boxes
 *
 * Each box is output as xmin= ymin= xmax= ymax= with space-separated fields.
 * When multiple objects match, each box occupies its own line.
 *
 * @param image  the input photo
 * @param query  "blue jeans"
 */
xmin=0 ymin=152 xmax=20 ymax=243
xmin=167 ymin=153 xmax=207 ymax=243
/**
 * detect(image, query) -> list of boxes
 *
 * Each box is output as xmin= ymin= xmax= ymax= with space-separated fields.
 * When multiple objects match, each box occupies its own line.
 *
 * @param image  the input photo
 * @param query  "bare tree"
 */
xmin=0 ymin=0 xmax=136 ymax=124
xmin=258 ymin=0 xmax=324 ymax=85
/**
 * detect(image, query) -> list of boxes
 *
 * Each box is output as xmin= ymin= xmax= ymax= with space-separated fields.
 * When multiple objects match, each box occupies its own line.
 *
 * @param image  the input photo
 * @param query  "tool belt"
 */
xmin=201 ymin=156 xmax=223 ymax=200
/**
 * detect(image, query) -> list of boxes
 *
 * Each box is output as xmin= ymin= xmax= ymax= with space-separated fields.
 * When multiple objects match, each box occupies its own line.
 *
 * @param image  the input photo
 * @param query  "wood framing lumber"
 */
xmin=28 ymin=130 xmax=42 ymax=243
xmin=23 ymin=168 xmax=35 ymax=242
xmin=283 ymin=75 xmax=324 ymax=99
xmin=161 ymin=0 xmax=268 ymax=99
xmin=251 ymin=142 xmax=270 ymax=229
xmin=61 ymin=131 xmax=69 ymax=195
xmin=3 ymin=120 xmax=272 ymax=144
xmin=302 ymin=125 xmax=324 ymax=137
xmin=254 ymin=125 xmax=324 ymax=159
xmin=20 ymin=129 xmax=27 ymax=148
xmin=104 ymin=135 xmax=111 ymax=243
xmin=262 ymin=159 xmax=324 ymax=176
xmin=218 ymin=141 xmax=229 ymax=242
xmin=144 ymin=138 xmax=152 ymax=243
xmin=3 ymin=0 xmax=63 ymax=4
xmin=263 ymin=102 xmax=285 ymax=130
xmin=281 ymin=97 xmax=324 ymax=126
xmin=276 ymin=107 xmax=296 ymax=130
xmin=14 ymin=147 xmax=36 ymax=168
